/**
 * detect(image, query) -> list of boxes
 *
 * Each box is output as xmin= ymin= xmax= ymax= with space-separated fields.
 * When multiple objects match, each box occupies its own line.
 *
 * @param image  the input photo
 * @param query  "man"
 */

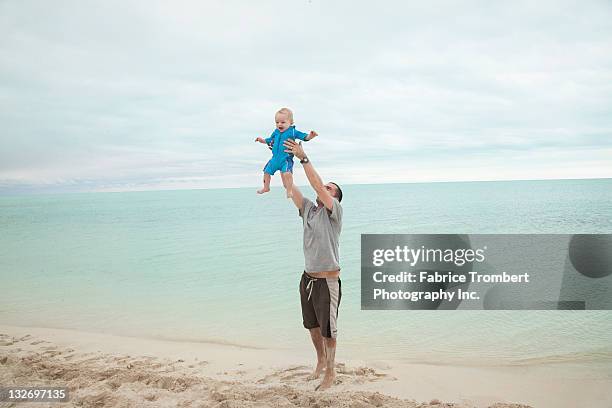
xmin=283 ymin=139 xmax=343 ymax=391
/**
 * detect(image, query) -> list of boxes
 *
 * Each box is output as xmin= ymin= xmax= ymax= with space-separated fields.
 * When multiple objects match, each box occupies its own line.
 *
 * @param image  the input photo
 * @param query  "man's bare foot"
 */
xmin=307 ymin=361 xmax=326 ymax=380
xmin=257 ymin=187 xmax=270 ymax=194
xmin=315 ymin=372 xmax=335 ymax=391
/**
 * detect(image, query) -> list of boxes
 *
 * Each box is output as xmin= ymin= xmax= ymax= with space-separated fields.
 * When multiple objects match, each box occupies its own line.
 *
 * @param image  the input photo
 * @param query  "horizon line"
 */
xmin=1 ymin=176 xmax=610 ymax=197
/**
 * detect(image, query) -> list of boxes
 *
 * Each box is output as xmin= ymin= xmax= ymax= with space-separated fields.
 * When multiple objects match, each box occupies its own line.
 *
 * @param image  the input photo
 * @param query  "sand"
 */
xmin=1 ymin=324 xmax=610 ymax=408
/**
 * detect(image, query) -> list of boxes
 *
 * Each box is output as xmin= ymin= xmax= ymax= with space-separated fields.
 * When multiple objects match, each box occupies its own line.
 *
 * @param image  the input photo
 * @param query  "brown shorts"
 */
xmin=299 ymin=272 xmax=342 ymax=339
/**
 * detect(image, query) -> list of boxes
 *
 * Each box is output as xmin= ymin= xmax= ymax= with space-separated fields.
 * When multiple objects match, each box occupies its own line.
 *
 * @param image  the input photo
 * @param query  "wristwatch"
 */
xmin=300 ymin=156 xmax=309 ymax=164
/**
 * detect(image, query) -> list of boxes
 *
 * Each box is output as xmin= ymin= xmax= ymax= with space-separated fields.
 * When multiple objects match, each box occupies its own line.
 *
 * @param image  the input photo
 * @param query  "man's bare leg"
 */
xmin=316 ymin=337 xmax=336 ymax=390
xmin=257 ymin=173 xmax=271 ymax=194
xmin=280 ymin=171 xmax=294 ymax=198
xmin=308 ymin=328 xmax=326 ymax=380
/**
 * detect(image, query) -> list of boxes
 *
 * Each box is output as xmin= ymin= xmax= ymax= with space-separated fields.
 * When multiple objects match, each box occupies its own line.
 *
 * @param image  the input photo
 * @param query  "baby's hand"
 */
xmin=309 ymin=131 xmax=318 ymax=139
xmin=255 ymin=137 xmax=266 ymax=144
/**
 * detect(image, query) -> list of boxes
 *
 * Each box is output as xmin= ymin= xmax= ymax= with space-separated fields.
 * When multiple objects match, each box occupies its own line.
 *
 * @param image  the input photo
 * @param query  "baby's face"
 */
xmin=275 ymin=113 xmax=292 ymax=132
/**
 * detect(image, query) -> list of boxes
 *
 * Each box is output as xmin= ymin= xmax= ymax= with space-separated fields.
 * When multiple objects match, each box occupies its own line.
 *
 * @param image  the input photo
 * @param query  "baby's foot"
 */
xmin=257 ymin=187 xmax=270 ymax=194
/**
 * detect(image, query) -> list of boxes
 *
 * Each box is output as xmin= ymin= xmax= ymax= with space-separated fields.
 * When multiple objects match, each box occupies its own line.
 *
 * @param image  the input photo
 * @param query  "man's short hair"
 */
xmin=330 ymin=182 xmax=343 ymax=202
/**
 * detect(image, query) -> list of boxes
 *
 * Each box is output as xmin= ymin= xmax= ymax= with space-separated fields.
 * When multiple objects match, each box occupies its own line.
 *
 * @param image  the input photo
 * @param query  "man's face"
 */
xmin=275 ymin=113 xmax=292 ymax=132
xmin=316 ymin=183 xmax=339 ymax=206
xmin=325 ymin=183 xmax=339 ymax=199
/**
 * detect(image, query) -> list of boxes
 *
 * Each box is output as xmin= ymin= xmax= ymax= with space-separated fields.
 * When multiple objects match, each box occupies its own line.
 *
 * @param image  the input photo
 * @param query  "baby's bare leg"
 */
xmin=257 ymin=173 xmax=271 ymax=194
xmin=281 ymin=172 xmax=294 ymax=198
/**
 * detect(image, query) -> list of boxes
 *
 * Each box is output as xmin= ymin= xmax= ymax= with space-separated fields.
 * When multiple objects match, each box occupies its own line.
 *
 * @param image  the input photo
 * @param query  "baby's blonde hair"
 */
xmin=276 ymin=107 xmax=294 ymax=123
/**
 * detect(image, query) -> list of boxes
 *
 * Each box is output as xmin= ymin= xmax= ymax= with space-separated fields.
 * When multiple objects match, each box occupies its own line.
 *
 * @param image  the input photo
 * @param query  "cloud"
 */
xmin=1 ymin=0 xmax=611 ymax=193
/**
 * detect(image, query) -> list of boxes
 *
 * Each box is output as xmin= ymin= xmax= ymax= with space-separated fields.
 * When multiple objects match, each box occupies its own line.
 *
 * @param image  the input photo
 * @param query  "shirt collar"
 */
xmin=278 ymin=125 xmax=295 ymax=134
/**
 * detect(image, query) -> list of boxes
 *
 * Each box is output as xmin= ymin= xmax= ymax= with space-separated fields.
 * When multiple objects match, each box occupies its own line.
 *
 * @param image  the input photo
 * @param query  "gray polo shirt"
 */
xmin=299 ymin=197 xmax=343 ymax=272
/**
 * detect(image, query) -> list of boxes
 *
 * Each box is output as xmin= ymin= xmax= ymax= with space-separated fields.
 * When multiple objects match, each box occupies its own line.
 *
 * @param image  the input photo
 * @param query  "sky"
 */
xmin=1 ymin=0 xmax=611 ymax=194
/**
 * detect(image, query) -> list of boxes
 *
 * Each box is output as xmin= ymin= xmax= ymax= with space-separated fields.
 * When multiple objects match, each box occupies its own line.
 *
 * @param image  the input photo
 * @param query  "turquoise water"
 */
xmin=1 ymin=179 xmax=611 ymax=372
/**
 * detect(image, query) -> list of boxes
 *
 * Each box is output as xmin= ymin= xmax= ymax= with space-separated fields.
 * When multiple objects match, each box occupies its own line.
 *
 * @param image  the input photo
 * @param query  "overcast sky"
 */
xmin=1 ymin=0 xmax=611 ymax=193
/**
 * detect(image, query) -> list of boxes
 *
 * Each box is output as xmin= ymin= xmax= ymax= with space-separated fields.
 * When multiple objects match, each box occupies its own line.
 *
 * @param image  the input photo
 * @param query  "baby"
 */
xmin=255 ymin=107 xmax=317 ymax=197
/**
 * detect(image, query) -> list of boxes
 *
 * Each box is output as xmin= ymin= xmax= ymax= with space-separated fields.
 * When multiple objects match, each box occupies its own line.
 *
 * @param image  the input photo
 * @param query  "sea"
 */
xmin=1 ymin=179 xmax=611 ymax=377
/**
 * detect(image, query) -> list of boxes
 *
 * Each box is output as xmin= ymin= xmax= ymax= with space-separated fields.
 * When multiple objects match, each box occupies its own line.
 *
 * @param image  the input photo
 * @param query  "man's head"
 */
xmin=328 ymin=182 xmax=343 ymax=202
xmin=275 ymin=107 xmax=294 ymax=132
xmin=326 ymin=182 xmax=343 ymax=202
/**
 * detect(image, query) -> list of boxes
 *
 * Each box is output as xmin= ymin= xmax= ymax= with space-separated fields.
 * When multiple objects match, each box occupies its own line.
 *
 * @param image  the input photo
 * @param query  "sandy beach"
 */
xmin=1 ymin=325 xmax=610 ymax=407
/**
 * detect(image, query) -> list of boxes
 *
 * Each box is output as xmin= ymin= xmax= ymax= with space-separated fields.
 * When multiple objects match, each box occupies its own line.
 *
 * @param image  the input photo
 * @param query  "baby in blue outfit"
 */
xmin=255 ymin=107 xmax=317 ymax=197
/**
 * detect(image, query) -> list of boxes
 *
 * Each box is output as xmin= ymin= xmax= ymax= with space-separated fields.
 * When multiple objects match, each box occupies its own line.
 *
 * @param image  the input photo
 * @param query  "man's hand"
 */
xmin=284 ymin=139 xmax=306 ymax=160
xmin=285 ymin=139 xmax=334 ymax=210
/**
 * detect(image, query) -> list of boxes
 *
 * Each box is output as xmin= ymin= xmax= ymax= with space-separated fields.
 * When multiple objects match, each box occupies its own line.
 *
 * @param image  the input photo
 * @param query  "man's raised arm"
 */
xmin=283 ymin=140 xmax=334 ymax=210
xmin=290 ymin=184 xmax=304 ymax=210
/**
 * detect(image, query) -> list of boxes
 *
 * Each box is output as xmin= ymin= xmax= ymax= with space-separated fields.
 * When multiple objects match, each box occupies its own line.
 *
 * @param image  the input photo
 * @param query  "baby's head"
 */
xmin=275 ymin=107 xmax=294 ymax=132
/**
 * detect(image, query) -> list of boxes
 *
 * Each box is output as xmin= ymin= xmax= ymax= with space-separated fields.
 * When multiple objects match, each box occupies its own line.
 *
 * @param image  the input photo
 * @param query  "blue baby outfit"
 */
xmin=263 ymin=126 xmax=309 ymax=175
